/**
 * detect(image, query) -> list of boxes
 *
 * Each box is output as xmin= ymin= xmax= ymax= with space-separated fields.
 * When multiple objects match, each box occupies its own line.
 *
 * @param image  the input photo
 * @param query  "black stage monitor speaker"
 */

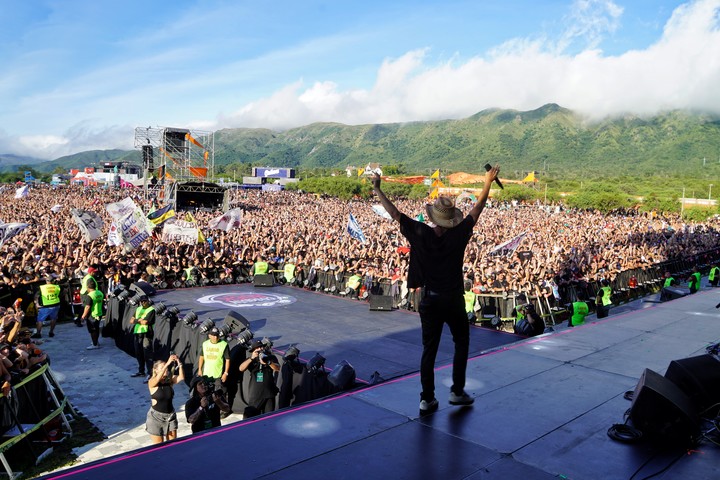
xmin=660 ymin=286 xmax=689 ymax=302
xmin=328 ymin=360 xmax=356 ymax=391
xmin=254 ymin=274 xmax=274 ymax=287
xmin=224 ymin=310 xmax=250 ymax=332
xmin=129 ymin=281 xmax=156 ymax=297
xmin=665 ymin=354 xmax=720 ymax=412
xmin=369 ymin=295 xmax=394 ymax=311
xmin=629 ymin=368 xmax=699 ymax=445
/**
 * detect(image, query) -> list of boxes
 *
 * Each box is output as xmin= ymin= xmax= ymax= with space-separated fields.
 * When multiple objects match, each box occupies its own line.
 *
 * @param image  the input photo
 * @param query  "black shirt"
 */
xmin=185 ymin=395 xmax=221 ymax=433
xmin=399 ymin=213 xmax=474 ymax=294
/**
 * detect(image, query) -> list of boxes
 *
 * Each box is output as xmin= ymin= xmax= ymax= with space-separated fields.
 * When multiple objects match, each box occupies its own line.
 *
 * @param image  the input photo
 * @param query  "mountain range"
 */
xmin=6 ymin=104 xmax=720 ymax=180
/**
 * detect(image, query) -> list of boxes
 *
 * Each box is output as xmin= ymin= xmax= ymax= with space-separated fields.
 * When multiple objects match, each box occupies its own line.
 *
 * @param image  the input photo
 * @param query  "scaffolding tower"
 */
xmin=133 ymin=126 xmax=215 ymax=207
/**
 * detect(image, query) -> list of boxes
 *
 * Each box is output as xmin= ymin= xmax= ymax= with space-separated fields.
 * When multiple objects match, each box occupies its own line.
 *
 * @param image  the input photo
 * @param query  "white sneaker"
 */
xmin=449 ymin=391 xmax=474 ymax=406
xmin=86 ymin=345 xmax=100 ymax=350
xmin=419 ymin=398 xmax=439 ymax=414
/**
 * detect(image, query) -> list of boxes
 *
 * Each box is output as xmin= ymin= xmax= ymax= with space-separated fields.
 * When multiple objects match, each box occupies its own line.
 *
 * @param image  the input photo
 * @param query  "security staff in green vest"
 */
xmin=183 ymin=260 xmax=198 ymax=286
xmin=663 ymin=271 xmax=677 ymax=288
xmin=463 ymin=279 xmax=477 ymax=322
xmin=709 ymin=265 xmax=720 ymax=287
xmin=197 ymin=326 xmax=230 ymax=397
xmin=129 ymin=296 xmax=156 ymax=380
xmin=283 ymin=260 xmax=296 ymax=285
xmin=688 ymin=268 xmax=702 ymax=294
xmin=568 ymin=301 xmax=589 ymax=327
xmin=33 ymin=276 xmax=61 ymax=338
xmin=595 ymin=280 xmax=613 ymax=318
xmin=252 ymin=255 xmax=269 ymax=276
xmin=80 ymin=278 xmax=104 ymax=350
xmin=345 ymin=273 xmax=363 ymax=298
xmin=80 ymin=266 xmax=99 ymax=295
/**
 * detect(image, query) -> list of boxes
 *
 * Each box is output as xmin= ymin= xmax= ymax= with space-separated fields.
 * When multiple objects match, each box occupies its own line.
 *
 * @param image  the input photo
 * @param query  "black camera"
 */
xmin=203 ymin=377 xmax=216 ymax=396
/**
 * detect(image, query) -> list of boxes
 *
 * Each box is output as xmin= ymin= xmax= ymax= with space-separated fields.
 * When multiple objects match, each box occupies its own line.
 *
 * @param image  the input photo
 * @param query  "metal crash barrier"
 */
xmin=0 ymin=364 xmax=75 ymax=479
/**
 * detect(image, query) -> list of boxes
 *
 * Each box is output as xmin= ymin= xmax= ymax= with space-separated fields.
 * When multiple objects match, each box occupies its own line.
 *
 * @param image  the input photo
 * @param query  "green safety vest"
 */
xmin=464 ymin=291 xmax=476 ymax=314
xmin=80 ymin=274 xmax=97 ymax=295
xmin=663 ymin=277 xmax=675 ymax=287
xmin=88 ymin=290 xmax=104 ymax=319
xmin=689 ymin=272 xmax=701 ymax=289
xmin=133 ymin=305 xmax=155 ymax=334
xmin=185 ymin=267 xmax=196 ymax=279
xmin=710 ymin=267 xmax=719 ymax=281
xmin=40 ymin=284 xmax=61 ymax=307
xmin=347 ymin=274 xmax=362 ymax=290
xmin=254 ymin=261 xmax=269 ymax=275
xmin=600 ymin=286 xmax=612 ymax=306
xmin=201 ymin=339 xmax=228 ymax=379
xmin=284 ymin=263 xmax=296 ymax=282
xmin=571 ymin=301 xmax=589 ymax=326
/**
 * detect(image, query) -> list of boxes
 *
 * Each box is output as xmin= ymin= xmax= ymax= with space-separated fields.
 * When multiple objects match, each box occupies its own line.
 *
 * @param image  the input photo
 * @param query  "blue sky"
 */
xmin=1 ymin=0 xmax=719 ymax=159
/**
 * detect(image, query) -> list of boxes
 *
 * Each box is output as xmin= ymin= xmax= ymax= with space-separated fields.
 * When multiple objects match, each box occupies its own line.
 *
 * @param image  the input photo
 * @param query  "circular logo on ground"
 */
xmin=196 ymin=292 xmax=296 ymax=308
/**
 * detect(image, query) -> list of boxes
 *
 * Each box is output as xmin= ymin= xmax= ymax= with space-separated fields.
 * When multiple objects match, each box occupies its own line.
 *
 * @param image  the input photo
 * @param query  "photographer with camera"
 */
xmin=512 ymin=295 xmax=545 ymax=337
xmin=239 ymin=339 xmax=280 ymax=414
xmin=185 ymin=375 xmax=231 ymax=433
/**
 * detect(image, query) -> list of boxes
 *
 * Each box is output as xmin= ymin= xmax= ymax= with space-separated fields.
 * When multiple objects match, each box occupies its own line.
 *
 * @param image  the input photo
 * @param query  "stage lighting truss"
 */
xmin=133 ymin=126 xmax=214 ymax=183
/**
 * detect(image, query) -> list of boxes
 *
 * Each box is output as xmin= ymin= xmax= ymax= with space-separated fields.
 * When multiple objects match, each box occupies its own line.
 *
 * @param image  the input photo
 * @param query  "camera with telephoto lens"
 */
xmin=203 ymin=376 xmax=216 ymax=397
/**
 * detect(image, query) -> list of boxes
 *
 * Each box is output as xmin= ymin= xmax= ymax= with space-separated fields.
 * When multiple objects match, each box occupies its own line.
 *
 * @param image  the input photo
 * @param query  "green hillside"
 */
xmin=17 ymin=104 xmax=720 ymax=182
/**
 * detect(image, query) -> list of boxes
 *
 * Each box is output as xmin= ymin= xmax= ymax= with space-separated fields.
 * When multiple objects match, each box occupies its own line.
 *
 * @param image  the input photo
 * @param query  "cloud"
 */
xmin=0 ymin=122 xmax=134 ymax=160
xmin=221 ymin=0 xmax=720 ymax=131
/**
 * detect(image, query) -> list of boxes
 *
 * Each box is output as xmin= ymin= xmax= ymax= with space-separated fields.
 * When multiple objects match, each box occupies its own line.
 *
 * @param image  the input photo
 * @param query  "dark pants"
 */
xmin=418 ymin=291 xmax=469 ymax=402
xmin=134 ymin=333 xmax=153 ymax=375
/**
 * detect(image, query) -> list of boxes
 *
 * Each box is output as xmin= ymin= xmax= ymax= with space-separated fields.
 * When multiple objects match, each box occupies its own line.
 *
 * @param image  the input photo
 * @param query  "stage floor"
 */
xmin=47 ymin=286 xmax=720 ymax=480
xmin=153 ymin=283 xmax=524 ymax=382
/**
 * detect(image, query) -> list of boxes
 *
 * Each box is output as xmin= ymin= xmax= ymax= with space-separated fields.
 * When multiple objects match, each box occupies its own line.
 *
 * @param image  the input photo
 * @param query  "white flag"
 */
xmin=14 ymin=185 xmax=29 ymax=199
xmin=161 ymin=220 xmax=198 ymax=245
xmin=208 ymin=208 xmax=243 ymax=232
xmin=489 ymin=232 xmax=528 ymax=256
xmin=107 ymin=221 xmax=122 ymax=246
xmin=50 ymin=204 xmax=62 ymax=213
xmin=0 ymin=222 xmax=29 ymax=248
xmin=71 ymin=209 xmax=104 ymax=242
xmin=371 ymin=205 xmax=393 ymax=220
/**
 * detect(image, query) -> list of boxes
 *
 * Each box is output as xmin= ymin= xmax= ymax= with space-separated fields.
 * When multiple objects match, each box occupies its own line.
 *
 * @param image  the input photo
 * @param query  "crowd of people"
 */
xmin=0 ymin=181 xmax=719 ymax=394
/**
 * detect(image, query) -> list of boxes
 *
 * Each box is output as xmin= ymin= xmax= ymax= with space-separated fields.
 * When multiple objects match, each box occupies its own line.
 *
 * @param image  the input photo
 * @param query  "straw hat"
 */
xmin=425 ymin=197 xmax=463 ymax=228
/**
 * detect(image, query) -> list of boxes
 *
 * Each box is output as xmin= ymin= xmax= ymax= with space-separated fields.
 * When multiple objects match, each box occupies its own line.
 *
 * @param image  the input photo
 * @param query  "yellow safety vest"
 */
xmin=600 ymin=286 xmax=612 ymax=306
xmin=571 ymin=301 xmax=589 ymax=326
xmin=464 ymin=291 xmax=476 ymax=314
xmin=40 ymin=284 xmax=61 ymax=306
xmin=201 ymin=339 xmax=228 ymax=379
xmin=80 ymin=274 xmax=97 ymax=295
xmin=284 ymin=263 xmax=296 ymax=282
xmin=347 ymin=274 xmax=362 ymax=290
xmin=133 ymin=305 xmax=155 ymax=334
xmin=254 ymin=261 xmax=269 ymax=275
